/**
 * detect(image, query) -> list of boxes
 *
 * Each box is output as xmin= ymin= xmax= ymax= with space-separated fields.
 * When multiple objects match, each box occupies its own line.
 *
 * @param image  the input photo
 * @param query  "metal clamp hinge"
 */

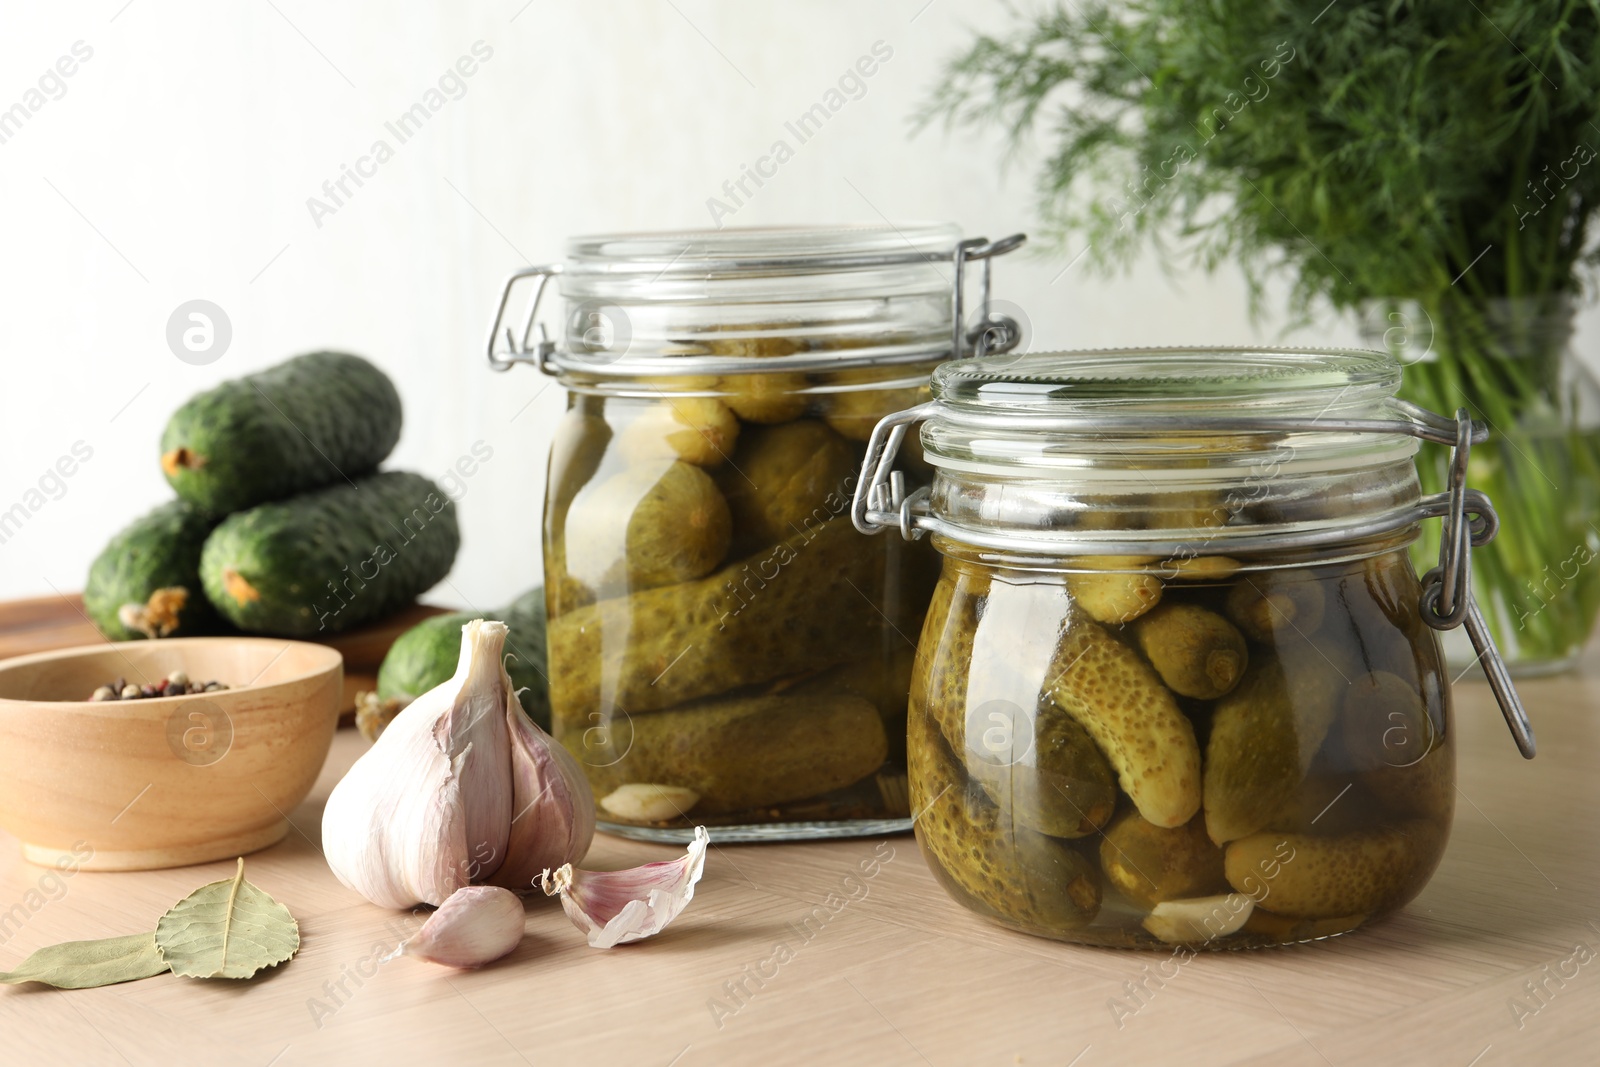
xmin=852 ymin=401 xmax=938 ymax=537
xmin=952 ymin=234 xmax=1027 ymax=359
xmin=485 ymin=264 xmax=563 ymax=374
xmin=1416 ymin=408 xmax=1535 ymax=758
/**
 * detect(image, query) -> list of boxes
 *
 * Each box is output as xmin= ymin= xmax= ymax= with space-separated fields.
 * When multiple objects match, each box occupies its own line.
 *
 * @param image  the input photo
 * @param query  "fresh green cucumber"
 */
xmin=161 ymin=352 xmax=402 ymax=514
xmin=83 ymin=501 xmax=226 ymax=640
xmin=374 ymin=590 xmax=550 ymax=729
xmin=376 ymin=611 xmax=477 ymax=702
xmin=200 ymin=471 xmax=460 ymax=637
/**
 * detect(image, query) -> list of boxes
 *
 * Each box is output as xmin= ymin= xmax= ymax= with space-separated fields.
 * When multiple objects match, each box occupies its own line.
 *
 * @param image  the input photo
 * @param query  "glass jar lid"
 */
xmin=921 ymin=347 xmax=1417 ymax=476
xmin=562 ymin=223 xmax=963 ymax=288
xmin=484 ymin=224 xmax=1026 ymax=378
xmin=855 ymin=347 xmax=1483 ymax=557
xmin=931 ymin=346 xmax=1400 ymax=414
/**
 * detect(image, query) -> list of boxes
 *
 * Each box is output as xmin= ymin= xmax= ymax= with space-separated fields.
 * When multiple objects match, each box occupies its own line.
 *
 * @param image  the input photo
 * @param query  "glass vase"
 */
xmin=1363 ymin=295 xmax=1600 ymax=673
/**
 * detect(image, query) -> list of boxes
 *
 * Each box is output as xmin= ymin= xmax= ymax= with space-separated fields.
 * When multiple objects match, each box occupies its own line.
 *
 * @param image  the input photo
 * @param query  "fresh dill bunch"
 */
xmin=920 ymin=0 xmax=1600 ymax=318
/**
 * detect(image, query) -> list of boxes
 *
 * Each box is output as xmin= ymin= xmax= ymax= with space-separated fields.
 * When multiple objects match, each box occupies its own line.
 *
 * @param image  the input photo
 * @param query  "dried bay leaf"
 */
xmin=155 ymin=858 xmax=300 ymax=979
xmin=0 ymin=932 xmax=169 ymax=989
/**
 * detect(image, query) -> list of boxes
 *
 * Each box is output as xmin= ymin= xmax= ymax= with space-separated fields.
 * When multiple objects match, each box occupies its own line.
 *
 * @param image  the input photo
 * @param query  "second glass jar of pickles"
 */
xmin=854 ymin=347 xmax=1534 ymax=947
xmin=487 ymin=224 xmax=1024 ymax=841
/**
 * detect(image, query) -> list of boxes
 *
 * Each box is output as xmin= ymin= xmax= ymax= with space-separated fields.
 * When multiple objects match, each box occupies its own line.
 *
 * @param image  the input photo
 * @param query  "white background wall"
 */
xmin=2 ymin=0 xmax=1596 ymax=610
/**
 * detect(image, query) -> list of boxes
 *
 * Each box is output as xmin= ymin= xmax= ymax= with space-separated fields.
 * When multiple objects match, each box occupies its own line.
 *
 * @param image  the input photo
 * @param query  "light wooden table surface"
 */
xmin=1 ymin=657 xmax=1596 ymax=1067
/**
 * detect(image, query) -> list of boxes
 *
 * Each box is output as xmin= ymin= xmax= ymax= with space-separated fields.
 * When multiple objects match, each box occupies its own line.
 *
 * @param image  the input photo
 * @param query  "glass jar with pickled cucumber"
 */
xmin=485 ymin=225 xmax=1026 ymax=841
xmin=854 ymin=347 xmax=1535 ymax=947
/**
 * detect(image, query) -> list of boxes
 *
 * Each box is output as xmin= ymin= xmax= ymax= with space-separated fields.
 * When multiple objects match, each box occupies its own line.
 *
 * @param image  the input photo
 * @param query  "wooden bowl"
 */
xmin=0 ymin=637 xmax=342 ymax=871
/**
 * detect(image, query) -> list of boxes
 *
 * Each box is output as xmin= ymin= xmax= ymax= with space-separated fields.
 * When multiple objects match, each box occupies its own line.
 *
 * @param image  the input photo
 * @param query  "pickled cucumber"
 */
xmin=1100 ymin=812 xmax=1228 ymax=909
xmin=715 ymin=420 xmax=858 ymax=551
xmin=548 ymin=408 xmax=612 ymax=504
xmin=1202 ymin=655 xmax=1342 ymax=844
xmin=564 ymin=461 xmax=732 ymax=591
xmin=818 ymin=372 xmax=925 ymax=441
xmin=823 ymin=649 xmax=916 ymax=718
xmin=618 ymin=396 xmax=740 ymax=467
xmin=1132 ymin=603 xmax=1248 ymax=699
xmin=1363 ymin=736 xmax=1453 ymax=821
xmin=912 ymin=568 xmax=1117 ymax=837
xmin=1066 ymin=557 xmax=1164 ymax=624
xmin=1340 ymin=670 xmax=1432 ymax=770
xmin=1139 ymin=492 xmax=1231 ymax=533
xmin=1240 ymin=909 xmax=1366 ymax=942
xmin=1266 ymin=775 xmax=1369 ymax=836
xmin=545 ymin=409 xmax=612 ymax=613
xmin=721 ymin=372 xmax=810 ymax=424
xmin=909 ymin=712 xmax=1101 ymax=931
xmin=911 ymin=570 xmax=964 ymax=726
xmin=548 ymin=519 xmax=886 ymax=718
xmin=1359 ymin=550 xmax=1423 ymax=632
xmin=703 ymin=333 xmax=804 ymax=359
xmin=961 ymin=695 xmax=1118 ymax=839
xmin=1224 ymin=821 xmax=1445 ymax=919
xmin=1333 ymin=552 xmax=1429 ymax=680
xmin=1225 ymin=570 xmax=1326 ymax=642
xmin=913 ymin=569 xmax=983 ymax=734
xmin=824 ymin=647 xmax=916 ymax=763
xmin=1043 ymin=615 xmax=1202 ymax=828
xmin=1161 ymin=555 xmax=1242 ymax=581
xmin=702 ymin=332 xmax=809 ymax=424
xmin=575 ymin=690 xmax=887 ymax=816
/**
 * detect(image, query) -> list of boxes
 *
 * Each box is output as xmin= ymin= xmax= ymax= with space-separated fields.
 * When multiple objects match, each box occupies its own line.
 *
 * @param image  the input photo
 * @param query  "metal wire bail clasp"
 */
xmin=1417 ymin=407 xmax=1536 ymax=759
xmin=951 ymin=234 xmax=1027 ymax=359
xmin=485 ymin=264 xmax=564 ymax=373
xmin=852 ymin=401 xmax=939 ymax=538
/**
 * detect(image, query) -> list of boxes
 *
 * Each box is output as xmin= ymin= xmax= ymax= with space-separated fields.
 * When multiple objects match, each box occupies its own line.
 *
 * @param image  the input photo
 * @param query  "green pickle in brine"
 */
xmin=715 ymin=420 xmax=858 ymax=552
xmin=565 ymin=460 xmax=732 ymax=591
xmin=907 ymin=544 xmax=1454 ymax=947
xmin=908 ymin=709 xmax=1102 ymax=931
xmin=915 ymin=569 xmax=1118 ymax=839
xmin=580 ymin=688 xmax=888 ymax=816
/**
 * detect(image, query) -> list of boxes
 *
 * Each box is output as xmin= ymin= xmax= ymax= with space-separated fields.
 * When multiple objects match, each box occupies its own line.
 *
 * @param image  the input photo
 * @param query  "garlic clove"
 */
xmin=435 ymin=624 xmax=516 ymax=882
xmin=322 ymin=620 xmax=515 ymax=908
xmin=540 ymin=826 xmax=709 ymax=948
xmin=599 ymin=783 xmax=700 ymax=823
xmin=387 ymin=886 xmax=526 ymax=968
xmin=1141 ymin=893 xmax=1255 ymax=943
xmin=487 ymin=686 xmax=597 ymax=893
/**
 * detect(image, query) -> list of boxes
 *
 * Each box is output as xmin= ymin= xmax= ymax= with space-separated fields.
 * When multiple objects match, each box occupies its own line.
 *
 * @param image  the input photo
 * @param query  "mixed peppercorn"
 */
xmin=88 ymin=670 xmax=230 ymax=701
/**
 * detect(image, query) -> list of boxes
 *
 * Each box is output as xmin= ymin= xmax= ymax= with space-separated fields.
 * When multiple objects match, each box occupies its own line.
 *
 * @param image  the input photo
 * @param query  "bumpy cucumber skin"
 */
xmin=375 ymin=591 xmax=550 ymax=730
xmin=200 ymin=471 xmax=460 ymax=637
xmin=161 ymin=352 xmax=402 ymax=514
xmin=84 ymin=500 xmax=225 ymax=640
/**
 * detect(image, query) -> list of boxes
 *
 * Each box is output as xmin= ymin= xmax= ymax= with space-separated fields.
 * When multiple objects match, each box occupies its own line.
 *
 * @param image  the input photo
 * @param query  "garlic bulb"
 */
xmin=322 ymin=619 xmax=594 ymax=909
xmin=541 ymin=826 xmax=709 ymax=948
xmin=387 ymin=886 xmax=526 ymax=968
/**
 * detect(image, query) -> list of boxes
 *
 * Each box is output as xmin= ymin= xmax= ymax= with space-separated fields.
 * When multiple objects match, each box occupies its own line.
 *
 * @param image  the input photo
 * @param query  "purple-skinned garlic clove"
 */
xmin=387 ymin=886 xmax=526 ymax=968
xmin=487 ymin=688 xmax=596 ymax=893
xmin=540 ymin=826 xmax=709 ymax=948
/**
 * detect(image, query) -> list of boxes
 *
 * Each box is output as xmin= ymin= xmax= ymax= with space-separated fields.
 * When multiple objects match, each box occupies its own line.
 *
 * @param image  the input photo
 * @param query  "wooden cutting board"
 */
xmin=0 ymin=593 xmax=452 ymax=718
